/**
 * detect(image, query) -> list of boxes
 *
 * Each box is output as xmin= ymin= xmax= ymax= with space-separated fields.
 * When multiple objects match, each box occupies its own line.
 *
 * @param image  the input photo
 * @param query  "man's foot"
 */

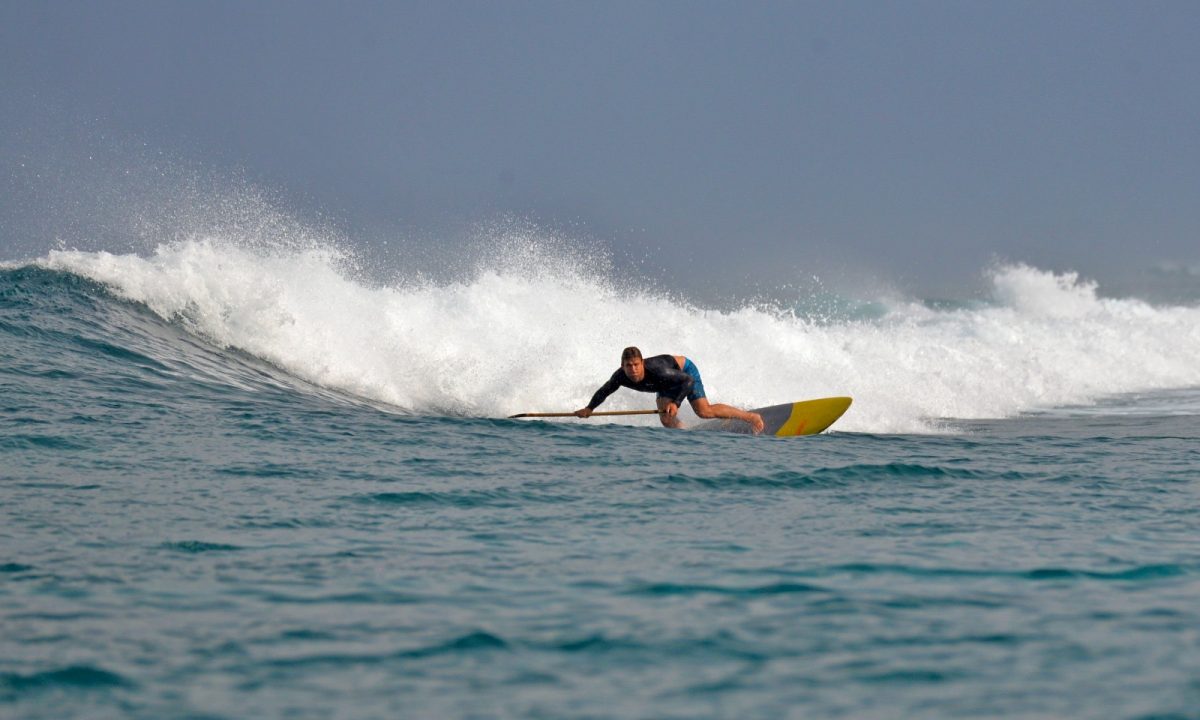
xmin=748 ymin=412 xmax=765 ymax=434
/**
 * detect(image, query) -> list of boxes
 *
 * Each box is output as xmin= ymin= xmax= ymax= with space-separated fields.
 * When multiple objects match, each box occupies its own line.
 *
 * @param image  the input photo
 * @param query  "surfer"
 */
xmin=575 ymin=346 xmax=765 ymax=433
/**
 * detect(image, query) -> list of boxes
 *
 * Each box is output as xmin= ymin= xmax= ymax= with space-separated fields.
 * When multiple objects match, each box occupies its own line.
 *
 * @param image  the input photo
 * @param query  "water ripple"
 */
xmin=1 ymin=665 xmax=133 ymax=696
xmin=161 ymin=541 xmax=243 ymax=553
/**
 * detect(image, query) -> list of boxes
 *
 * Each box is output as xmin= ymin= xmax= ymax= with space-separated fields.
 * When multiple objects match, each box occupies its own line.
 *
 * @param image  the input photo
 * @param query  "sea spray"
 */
xmin=36 ymin=239 xmax=1200 ymax=434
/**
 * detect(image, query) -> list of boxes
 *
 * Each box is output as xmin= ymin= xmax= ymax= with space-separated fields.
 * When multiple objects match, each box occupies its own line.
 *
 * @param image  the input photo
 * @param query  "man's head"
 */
xmin=621 ymin=346 xmax=644 ymax=382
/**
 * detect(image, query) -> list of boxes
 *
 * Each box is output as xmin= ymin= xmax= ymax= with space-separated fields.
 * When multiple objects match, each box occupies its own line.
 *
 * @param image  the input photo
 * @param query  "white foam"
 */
xmin=40 ymin=240 xmax=1200 ymax=434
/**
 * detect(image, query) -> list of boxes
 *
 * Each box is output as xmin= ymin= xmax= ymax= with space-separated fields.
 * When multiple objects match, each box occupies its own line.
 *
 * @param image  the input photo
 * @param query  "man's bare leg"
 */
xmin=690 ymin=397 xmax=765 ymax=434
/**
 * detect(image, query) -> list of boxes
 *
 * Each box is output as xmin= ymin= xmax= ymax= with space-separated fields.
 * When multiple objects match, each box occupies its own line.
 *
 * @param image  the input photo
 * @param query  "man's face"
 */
xmin=622 ymin=356 xmax=645 ymax=382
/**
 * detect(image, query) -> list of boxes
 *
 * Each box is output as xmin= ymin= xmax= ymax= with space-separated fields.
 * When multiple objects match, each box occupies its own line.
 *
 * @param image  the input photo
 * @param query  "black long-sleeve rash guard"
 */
xmin=586 ymin=354 xmax=694 ymax=410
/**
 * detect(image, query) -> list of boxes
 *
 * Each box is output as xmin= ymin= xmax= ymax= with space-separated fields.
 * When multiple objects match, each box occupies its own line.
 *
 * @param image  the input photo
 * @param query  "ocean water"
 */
xmin=3 ymin=240 xmax=1200 ymax=719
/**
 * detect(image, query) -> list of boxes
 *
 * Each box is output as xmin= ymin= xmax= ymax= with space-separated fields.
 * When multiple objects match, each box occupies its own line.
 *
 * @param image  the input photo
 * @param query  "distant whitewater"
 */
xmin=4 ymin=235 xmax=1189 ymax=435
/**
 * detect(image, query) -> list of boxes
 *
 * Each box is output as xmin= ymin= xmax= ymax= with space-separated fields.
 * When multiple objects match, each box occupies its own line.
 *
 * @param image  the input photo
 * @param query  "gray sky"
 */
xmin=3 ymin=1 xmax=1199 ymax=300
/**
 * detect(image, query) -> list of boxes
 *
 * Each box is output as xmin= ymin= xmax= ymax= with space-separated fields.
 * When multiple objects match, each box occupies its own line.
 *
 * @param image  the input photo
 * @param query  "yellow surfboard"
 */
xmin=692 ymin=397 xmax=853 ymax=436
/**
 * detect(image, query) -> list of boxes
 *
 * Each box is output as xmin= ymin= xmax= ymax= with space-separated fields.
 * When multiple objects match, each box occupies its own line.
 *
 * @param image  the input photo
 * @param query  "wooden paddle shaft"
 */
xmin=508 ymin=409 xmax=664 ymax=418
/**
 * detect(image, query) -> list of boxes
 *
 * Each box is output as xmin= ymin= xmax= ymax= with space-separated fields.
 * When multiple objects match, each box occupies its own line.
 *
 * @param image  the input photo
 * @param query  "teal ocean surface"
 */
xmin=3 ymin=249 xmax=1200 ymax=719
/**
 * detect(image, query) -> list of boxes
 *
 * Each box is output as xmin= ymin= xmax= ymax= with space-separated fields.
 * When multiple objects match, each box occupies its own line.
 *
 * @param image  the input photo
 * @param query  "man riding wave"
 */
xmin=575 ymin=346 xmax=765 ymax=433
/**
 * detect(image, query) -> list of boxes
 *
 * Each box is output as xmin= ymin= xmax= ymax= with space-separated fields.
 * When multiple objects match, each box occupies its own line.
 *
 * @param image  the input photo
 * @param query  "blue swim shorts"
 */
xmin=682 ymin=358 xmax=707 ymax=402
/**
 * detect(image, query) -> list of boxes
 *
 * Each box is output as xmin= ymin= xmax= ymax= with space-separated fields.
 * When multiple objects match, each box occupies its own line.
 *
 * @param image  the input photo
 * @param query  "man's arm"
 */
xmin=667 ymin=375 xmax=693 ymax=408
xmin=575 ymin=370 xmax=624 ymax=417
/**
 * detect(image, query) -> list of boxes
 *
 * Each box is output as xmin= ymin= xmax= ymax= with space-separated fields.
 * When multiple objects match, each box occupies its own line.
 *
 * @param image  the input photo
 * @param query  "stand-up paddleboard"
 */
xmin=692 ymin=397 xmax=852 ymax=436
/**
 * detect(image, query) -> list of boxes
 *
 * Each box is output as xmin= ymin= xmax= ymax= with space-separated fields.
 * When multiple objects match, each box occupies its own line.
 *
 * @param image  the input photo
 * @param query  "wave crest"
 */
xmin=30 ymin=238 xmax=1200 ymax=433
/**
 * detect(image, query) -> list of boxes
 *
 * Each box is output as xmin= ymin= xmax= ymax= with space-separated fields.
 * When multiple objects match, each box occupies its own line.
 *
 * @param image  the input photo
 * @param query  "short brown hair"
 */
xmin=621 ymin=346 xmax=642 ymax=362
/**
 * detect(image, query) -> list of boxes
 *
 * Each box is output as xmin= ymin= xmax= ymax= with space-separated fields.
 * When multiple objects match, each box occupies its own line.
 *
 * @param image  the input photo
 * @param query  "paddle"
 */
xmin=508 ymin=409 xmax=664 ymax=419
